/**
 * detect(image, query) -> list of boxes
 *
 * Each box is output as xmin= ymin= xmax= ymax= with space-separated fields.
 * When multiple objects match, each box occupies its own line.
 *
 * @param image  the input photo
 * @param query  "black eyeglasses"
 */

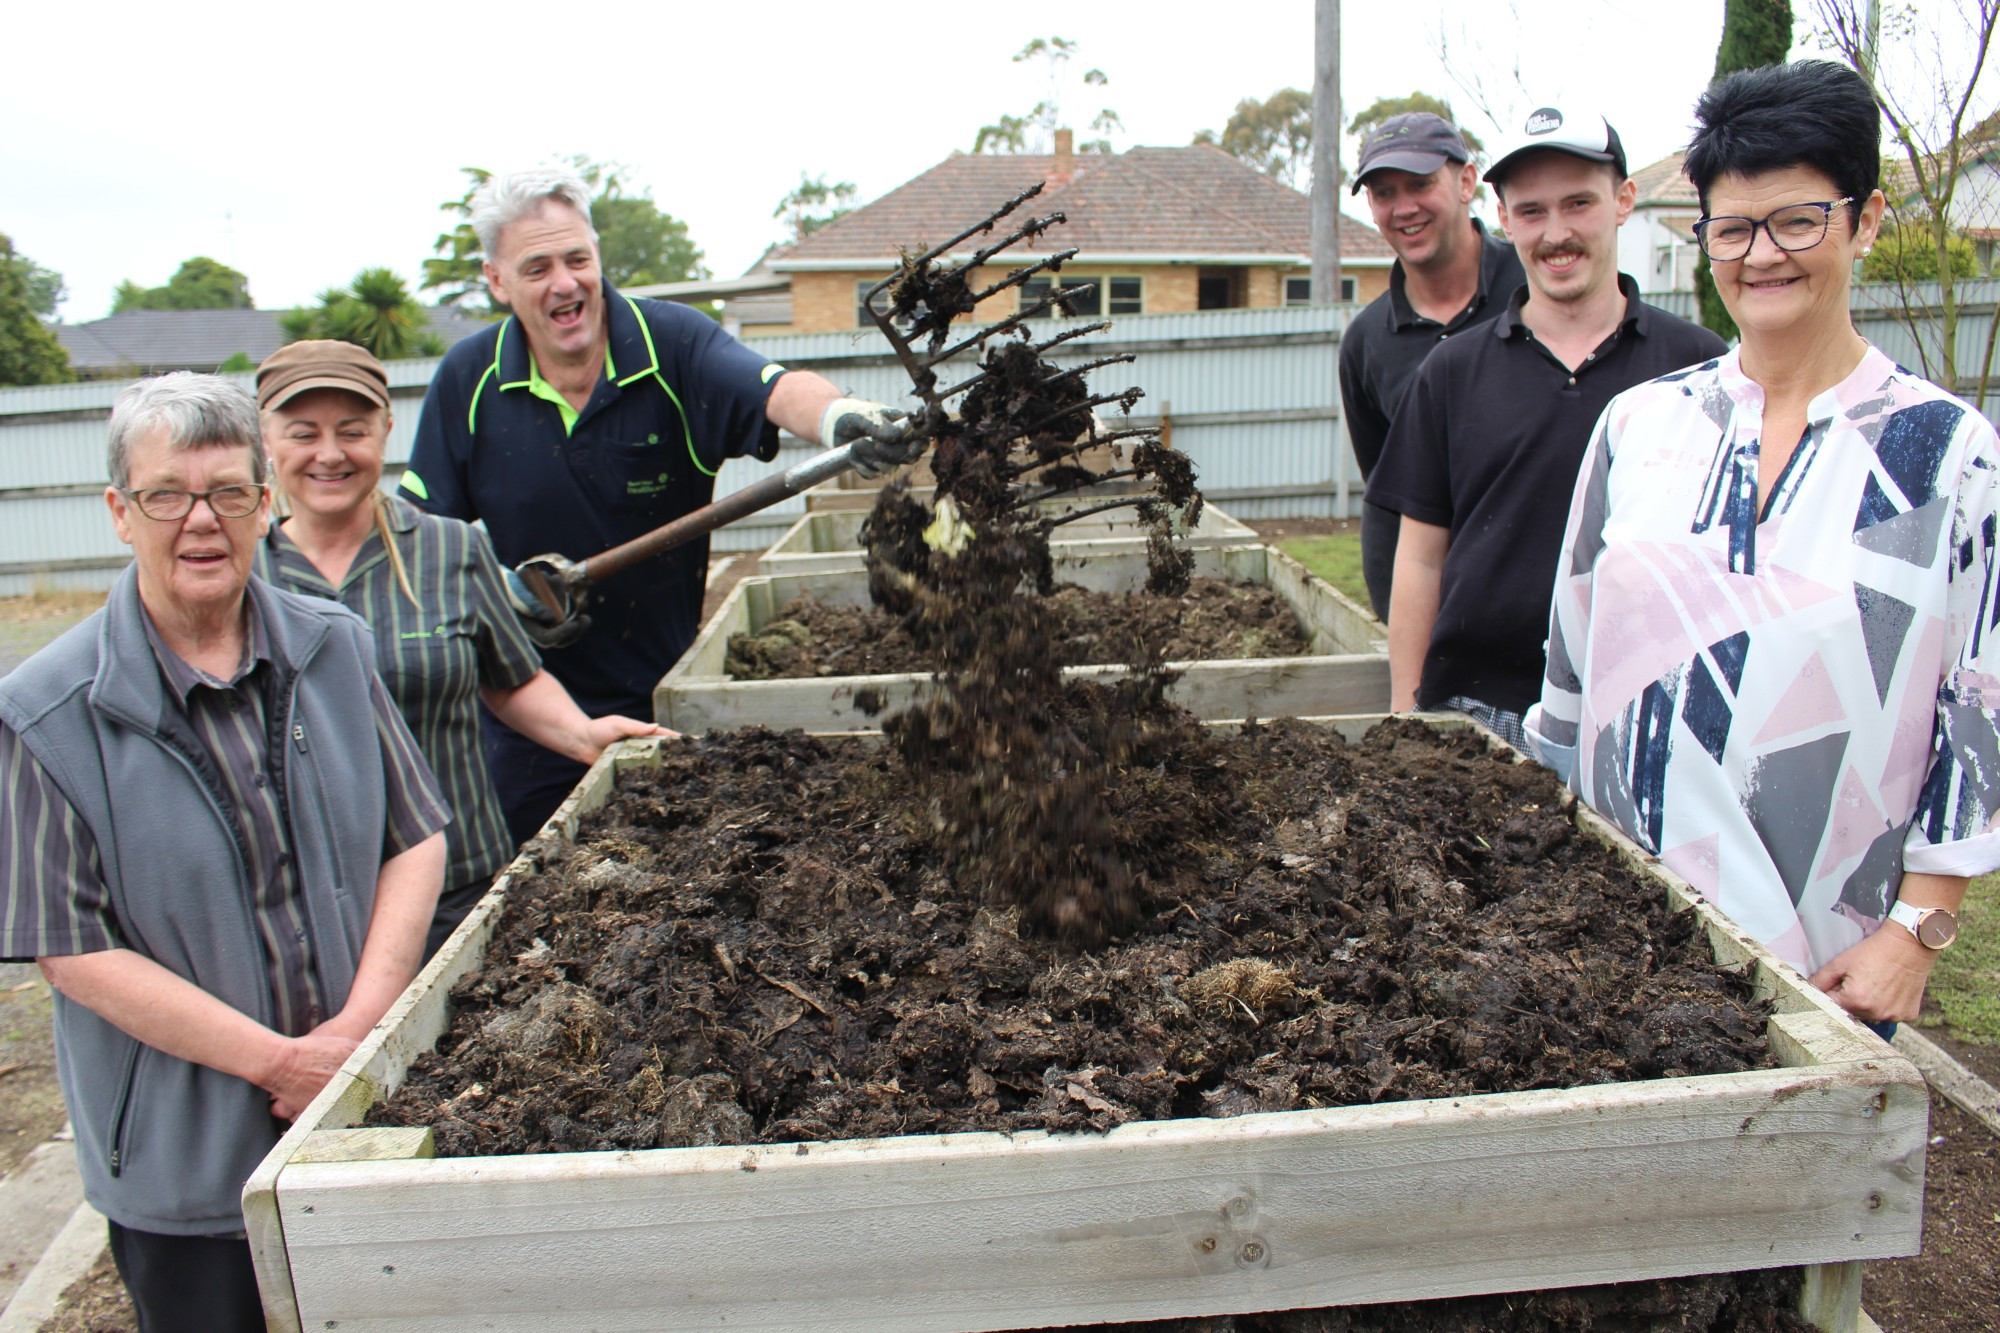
xmin=118 ymin=484 xmax=267 ymax=521
xmin=1691 ymin=198 xmax=1853 ymax=262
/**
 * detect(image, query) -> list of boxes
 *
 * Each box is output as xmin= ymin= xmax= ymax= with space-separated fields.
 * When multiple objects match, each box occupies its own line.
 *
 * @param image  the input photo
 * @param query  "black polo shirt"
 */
xmin=402 ymin=281 xmax=782 ymax=715
xmin=1366 ymin=274 xmax=1727 ymax=714
xmin=1337 ymin=219 xmax=1525 ymax=481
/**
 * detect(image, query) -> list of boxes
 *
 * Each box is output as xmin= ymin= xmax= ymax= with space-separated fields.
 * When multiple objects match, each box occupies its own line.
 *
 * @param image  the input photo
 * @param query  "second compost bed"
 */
xmin=726 ymin=576 xmax=1310 ymax=679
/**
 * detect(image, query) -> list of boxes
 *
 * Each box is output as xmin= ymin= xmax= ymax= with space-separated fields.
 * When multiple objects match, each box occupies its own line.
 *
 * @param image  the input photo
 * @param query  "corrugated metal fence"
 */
xmin=6 ymin=287 xmax=1997 ymax=595
xmin=0 ymin=304 xmax=1355 ymax=594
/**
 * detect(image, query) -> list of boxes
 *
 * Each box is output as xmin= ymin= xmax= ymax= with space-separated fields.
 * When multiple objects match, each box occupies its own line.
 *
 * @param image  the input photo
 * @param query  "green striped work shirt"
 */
xmin=255 ymin=494 xmax=541 ymax=890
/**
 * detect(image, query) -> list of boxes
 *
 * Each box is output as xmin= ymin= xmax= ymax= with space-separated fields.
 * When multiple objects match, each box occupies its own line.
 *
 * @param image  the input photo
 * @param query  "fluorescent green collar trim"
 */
xmin=613 ymin=294 xmax=660 ymax=387
xmin=521 ymin=349 xmax=616 ymax=438
xmin=526 ymin=359 xmax=582 ymax=436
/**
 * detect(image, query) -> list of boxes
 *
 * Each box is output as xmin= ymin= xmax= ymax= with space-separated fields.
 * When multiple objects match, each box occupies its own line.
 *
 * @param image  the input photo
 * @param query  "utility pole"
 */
xmin=1862 ymin=0 xmax=1881 ymax=84
xmin=1311 ymin=0 xmax=1343 ymax=304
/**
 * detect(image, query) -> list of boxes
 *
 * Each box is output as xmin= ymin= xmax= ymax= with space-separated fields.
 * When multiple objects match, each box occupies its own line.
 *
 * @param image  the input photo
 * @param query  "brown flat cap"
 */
xmin=257 ymin=340 xmax=391 ymax=411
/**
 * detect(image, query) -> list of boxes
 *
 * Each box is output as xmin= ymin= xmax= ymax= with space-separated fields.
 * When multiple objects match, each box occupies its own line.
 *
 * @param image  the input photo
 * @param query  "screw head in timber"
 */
xmin=1198 ymin=1236 xmax=1218 ymax=1253
xmin=1236 ymin=1237 xmax=1269 ymax=1268
xmin=1225 ymin=1195 xmax=1252 ymax=1219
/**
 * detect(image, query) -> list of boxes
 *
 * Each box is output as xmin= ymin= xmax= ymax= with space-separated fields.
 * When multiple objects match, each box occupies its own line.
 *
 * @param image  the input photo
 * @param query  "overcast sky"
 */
xmin=8 ymin=0 xmax=1828 ymax=320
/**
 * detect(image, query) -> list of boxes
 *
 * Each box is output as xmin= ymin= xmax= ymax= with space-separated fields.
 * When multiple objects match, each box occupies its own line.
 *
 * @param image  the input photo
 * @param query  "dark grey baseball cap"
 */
xmin=1352 ymin=113 xmax=1472 ymax=194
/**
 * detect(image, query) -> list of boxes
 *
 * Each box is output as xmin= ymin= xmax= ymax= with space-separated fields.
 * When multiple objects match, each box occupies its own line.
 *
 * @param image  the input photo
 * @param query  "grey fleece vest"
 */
xmin=0 ymin=567 xmax=392 ymax=1235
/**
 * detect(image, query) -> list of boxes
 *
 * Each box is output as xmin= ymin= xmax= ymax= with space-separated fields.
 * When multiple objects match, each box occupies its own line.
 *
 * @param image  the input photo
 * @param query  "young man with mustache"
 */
xmin=1365 ymin=108 xmax=1726 ymax=745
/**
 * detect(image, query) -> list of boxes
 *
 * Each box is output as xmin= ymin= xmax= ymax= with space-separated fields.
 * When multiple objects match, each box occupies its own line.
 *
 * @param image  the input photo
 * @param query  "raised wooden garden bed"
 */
xmin=657 ymin=544 xmax=1386 ymax=734
xmin=758 ymin=502 xmax=1258 ymax=577
xmin=242 ymin=721 xmax=1924 ymax=1333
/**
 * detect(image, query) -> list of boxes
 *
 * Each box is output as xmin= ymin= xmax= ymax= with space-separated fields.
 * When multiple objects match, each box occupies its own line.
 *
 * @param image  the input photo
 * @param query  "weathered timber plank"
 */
xmin=274 ymin=1066 xmax=1923 ymax=1333
xmin=761 ymin=505 xmax=1259 ymax=576
xmin=662 ymin=657 xmax=1391 ymax=735
xmin=294 ymin=1128 xmax=436 ymax=1165
xmin=1769 ymin=1012 xmax=1896 ymax=1070
xmin=1262 ymin=545 xmax=1383 ymax=656
xmin=1800 ymin=1261 xmax=1863 ymax=1333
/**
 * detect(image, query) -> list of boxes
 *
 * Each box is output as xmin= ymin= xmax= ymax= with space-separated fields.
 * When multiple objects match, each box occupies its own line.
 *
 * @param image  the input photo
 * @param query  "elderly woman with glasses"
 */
xmin=254 ymin=342 xmax=664 ymax=957
xmin=1527 ymin=60 xmax=2000 ymax=1029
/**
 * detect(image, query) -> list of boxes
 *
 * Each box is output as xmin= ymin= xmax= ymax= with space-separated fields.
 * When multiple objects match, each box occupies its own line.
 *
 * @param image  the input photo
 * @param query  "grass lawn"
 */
xmin=1924 ymin=872 xmax=2000 ymax=1047
xmin=1277 ymin=532 xmax=1374 ymax=617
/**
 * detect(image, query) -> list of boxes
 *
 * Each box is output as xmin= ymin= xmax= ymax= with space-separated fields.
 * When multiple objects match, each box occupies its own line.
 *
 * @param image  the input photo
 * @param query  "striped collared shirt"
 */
xmin=0 ymin=596 xmax=446 ymax=1036
xmin=256 ymin=495 xmax=540 ymax=889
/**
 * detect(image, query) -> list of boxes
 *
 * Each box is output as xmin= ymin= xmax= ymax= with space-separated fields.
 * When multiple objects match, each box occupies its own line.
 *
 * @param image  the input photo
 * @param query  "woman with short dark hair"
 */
xmin=1528 ymin=60 xmax=2000 ymax=1027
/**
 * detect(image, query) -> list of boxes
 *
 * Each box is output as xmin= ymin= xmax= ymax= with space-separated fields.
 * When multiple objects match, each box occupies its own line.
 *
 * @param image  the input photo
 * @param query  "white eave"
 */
xmin=769 ymin=252 xmax=1390 ymax=272
xmin=620 ymin=275 xmax=794 ymax=301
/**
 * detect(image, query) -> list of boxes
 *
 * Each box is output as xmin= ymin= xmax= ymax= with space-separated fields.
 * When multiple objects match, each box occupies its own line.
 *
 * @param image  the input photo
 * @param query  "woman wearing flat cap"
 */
xmin=1529 ymin=61 xmax=2000 ymax=1030
xmin=255 ymin=341 xmax=663 ymax=955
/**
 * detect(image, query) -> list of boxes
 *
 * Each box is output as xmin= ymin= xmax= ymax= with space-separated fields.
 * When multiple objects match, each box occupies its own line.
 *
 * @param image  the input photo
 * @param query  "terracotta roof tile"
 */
xmin=1630 ymin=152 xmax=1698 ymax=207
xmin=773 ymin=145 xmax=1392 ymax=266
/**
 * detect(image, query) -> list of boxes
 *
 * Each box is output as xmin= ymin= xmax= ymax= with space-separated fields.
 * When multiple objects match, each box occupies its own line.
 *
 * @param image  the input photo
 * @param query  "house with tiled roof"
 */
xmin=1881 ymin=111 xmax=2000 ymax=272
xmin=726 ymin=133 xmax=1395 ymax=335
xmin=1617 ymin=152 xmax=1703 ymax=295
xmin=51 ymin=306 xmax=495 ymax=379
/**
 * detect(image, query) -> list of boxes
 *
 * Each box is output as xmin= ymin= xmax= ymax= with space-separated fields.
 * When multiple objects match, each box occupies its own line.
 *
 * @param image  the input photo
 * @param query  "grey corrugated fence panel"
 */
xmin=1 ymin=307 xmax=1359 ymax=592
xmin=743 ymin=302 xmax=1358 ymax=521
xmin=1648 ymin=291 xmax=1699 ymax=321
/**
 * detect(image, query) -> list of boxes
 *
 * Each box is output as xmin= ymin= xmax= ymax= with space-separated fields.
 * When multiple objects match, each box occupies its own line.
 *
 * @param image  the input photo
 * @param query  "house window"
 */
xmin=1197 ymin=268 xmax=1244 ymax=309
xmin=1284 ymin=274 xmax=1356 ymax=304
xmin=855 ymin=279 xmax=887 ymax=329
xmin=1107 ymin=276 xmax=1143 ymax=314
xmin=1021 ymin=275 xmax=1103 ymax=317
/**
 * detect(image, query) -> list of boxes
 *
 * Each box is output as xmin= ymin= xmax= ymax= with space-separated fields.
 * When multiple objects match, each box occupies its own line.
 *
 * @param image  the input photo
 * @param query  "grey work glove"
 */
xmin=503 ymin=566 xmax=592 ymax=651
xmin=820 ymin=397 xmax=920 ymax=478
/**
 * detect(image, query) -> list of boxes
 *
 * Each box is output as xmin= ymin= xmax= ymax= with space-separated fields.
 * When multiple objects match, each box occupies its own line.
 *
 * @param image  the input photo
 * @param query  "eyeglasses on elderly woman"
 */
xmin=118 ymin=484 xmax=268 ymax=521
xmin=1690 ymin=198 xmax=1854 ymax=262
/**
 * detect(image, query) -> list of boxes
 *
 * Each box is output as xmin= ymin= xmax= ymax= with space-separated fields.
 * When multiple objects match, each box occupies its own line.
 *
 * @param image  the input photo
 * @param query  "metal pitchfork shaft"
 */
xmin=511 ymin=442 xmax=873 ymax=623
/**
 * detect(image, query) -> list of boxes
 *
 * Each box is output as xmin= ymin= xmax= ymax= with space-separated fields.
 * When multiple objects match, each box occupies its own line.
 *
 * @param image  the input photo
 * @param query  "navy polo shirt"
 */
xmin=402 ymin=280 xmax=783 ymax=715
xmin=1337 ymin=219 xmax=1525 ymax=482
xmin=1366 ymin=274 xmax=1727 ymax=714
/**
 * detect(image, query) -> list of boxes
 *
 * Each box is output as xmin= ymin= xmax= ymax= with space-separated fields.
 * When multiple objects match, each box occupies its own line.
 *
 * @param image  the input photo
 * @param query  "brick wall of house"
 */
xmin=779 ymin=262 xmax=1394 ymax=332
xmin=789 ymin=272 xmax=863 ymax=333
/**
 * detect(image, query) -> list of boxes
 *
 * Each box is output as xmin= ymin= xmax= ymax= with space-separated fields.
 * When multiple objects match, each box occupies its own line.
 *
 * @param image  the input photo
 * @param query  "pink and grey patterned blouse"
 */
xmin=1526 ymin=345 xmax=2000 ymax=974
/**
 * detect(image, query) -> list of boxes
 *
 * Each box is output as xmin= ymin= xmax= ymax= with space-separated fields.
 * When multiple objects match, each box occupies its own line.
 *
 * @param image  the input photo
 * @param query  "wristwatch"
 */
xmin=1887 ymin=901 xmax=1959 ymax=950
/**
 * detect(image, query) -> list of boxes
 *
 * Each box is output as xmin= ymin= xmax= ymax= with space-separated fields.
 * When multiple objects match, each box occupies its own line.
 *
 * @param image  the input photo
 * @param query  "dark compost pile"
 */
xmin=725 ymin=577 xmax=1309 ymax=679
xmin=375 ymin=718 xmax=1774 ymax=1151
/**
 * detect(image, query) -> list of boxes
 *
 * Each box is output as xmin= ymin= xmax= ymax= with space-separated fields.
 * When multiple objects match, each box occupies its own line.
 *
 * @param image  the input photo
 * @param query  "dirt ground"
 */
xmin=0 ymin=967 xmax=63 ymax=1182
xmin=1861 ymin=1089 xmax=2000 ymax=1331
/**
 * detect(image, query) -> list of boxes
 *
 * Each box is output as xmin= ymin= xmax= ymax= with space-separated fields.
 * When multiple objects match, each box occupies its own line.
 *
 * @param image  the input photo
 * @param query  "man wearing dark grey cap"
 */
xmin=1366 ymin=106 xmax=1724 ymax=744
xmin=1339 ymin=112 xmax=1525 ymax=621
